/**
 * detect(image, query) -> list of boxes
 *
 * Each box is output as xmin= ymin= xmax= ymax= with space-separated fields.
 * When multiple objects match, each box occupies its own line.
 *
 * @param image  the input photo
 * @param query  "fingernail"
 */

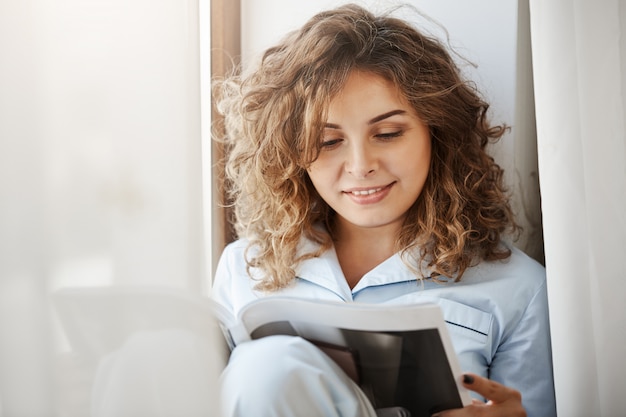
xmin=463 ymin=374 xmax=474 ymax=384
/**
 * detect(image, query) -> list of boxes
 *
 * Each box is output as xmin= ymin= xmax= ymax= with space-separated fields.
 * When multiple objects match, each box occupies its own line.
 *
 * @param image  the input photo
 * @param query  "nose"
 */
xmin=345 ymin=142 xmax=377 ymax=178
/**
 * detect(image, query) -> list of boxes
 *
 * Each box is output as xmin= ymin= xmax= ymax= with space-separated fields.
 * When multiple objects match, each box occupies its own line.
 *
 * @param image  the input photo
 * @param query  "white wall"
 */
xmin=240 ymin=0 xmax=543 ymax=261
xmin=242 ymin=0 xmax=516 ymax=125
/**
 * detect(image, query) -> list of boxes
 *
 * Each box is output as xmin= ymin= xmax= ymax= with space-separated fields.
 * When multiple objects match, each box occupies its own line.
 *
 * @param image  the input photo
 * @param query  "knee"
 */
xmin=220 ymin=336 xmax=376 ymax=417
xmin=220 ymin=336 xmax=328 ymax=407
xmin=223 ymin=335 xmax=322 ymax=386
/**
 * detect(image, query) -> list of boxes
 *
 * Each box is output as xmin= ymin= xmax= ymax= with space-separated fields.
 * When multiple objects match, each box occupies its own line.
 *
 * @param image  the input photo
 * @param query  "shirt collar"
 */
xmin=294 ymin=236 xmax=420 ymax=298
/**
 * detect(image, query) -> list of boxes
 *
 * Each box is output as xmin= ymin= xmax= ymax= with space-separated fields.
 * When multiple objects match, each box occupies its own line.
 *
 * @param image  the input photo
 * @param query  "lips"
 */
xmin=348 ymin=187 xmax=384 ymax=196
xmin=343 ymin=182 xmax=394 ymax=203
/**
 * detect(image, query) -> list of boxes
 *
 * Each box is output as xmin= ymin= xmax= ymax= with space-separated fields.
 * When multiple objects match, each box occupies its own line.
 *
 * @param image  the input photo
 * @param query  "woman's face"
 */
xmin=307 ymin=70 xmax=432 ymax=235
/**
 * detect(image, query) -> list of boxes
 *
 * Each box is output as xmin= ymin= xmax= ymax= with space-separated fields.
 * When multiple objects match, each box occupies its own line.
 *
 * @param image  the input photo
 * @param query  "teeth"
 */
xmin=351 ymin=187 xmax=382 ymax=196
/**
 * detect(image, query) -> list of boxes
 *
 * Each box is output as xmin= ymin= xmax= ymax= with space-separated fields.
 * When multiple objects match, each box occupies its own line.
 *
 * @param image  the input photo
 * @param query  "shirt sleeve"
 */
xmin=488 ymin=278 xmax=557 ymax=417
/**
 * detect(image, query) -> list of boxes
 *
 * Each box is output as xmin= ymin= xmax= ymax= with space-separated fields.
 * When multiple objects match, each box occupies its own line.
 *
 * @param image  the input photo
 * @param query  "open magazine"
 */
xmin=53 ymin=286 xmax=471 ymax=416
xmin=215 ymin=296 xmax=471 ymax=416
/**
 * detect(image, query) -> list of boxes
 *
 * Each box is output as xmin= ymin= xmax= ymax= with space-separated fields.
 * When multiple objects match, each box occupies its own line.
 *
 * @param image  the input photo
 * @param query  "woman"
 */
xmin=212 ymin=4 xmax=556 ymax=417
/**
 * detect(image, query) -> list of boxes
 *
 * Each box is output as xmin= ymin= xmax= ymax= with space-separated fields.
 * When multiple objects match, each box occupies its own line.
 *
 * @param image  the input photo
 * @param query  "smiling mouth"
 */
xmin=344 ymin=182 xmax=394 ymax=196
xmin=349 ymin=187 xmax=384 ymax=196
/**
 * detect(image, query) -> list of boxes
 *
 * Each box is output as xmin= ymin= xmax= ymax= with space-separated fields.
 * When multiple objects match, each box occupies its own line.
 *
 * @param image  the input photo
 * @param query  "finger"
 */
xmin=461 ymin=373 xmax=522 ymax=404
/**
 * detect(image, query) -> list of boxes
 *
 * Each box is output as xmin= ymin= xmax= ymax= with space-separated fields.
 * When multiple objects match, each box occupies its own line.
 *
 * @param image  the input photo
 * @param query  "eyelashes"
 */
xmin=320 ymin=130 xmax=404 ymax=149
xmin=375 ymin=130 xmax=403 ymax=140
xmin=320 ymin=138 xmax=342 ymax=149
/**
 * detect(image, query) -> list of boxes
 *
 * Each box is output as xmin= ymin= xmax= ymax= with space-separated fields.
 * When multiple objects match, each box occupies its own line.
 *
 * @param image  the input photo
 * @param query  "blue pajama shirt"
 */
xmin=212 ymin=238 xmax=557 ymax=417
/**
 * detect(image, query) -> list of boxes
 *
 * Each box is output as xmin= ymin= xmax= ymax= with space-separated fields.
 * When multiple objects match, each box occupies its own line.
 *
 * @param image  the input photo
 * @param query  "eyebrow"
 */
xmin=368 ymin=109 xmax=407 ymax=125
xmin=324 ymin=109 xmax=408 ymax=129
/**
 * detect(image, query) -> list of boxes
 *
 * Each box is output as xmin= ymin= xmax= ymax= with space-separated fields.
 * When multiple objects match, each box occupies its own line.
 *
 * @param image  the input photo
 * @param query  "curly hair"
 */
xmin=213 ymin=3 xmax=518 ymax=291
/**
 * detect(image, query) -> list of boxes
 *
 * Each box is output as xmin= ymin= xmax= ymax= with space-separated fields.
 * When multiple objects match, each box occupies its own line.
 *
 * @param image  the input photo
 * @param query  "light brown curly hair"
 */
xmin=213 ymin=3 xmax=518 ymax=291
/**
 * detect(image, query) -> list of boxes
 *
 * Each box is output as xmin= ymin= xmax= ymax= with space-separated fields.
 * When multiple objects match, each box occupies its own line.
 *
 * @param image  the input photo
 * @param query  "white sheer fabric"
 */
xmin=0 ymin=0 xmax=219 ymax=415
xmin=529 ymin=1 xmax=626 ymax=416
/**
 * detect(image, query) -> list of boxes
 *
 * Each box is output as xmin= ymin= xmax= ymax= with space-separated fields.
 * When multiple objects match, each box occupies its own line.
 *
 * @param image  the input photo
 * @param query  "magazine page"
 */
xmin=238 ymin=297 xmax=472 ymax=416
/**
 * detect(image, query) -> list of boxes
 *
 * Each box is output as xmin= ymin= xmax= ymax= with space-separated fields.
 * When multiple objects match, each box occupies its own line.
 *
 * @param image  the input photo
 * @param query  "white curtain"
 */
xmin=529 ymin=1 xmax=626 ymax=416
xmin=0 ymin=0 xmax=220 ymax=415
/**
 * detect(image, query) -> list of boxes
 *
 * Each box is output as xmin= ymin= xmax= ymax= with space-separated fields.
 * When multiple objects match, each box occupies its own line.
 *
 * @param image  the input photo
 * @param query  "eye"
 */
xmin=320 ymin=138 xmax=343 ymax=149
xmin=375 ymin=130 xmax=403 ymax=140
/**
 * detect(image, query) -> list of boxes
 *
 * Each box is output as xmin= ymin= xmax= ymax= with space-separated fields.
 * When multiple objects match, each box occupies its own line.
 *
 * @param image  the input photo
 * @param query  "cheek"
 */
xmin=306 ymin=164 xmax=327 ymax=193
xmin=394 ymin=146 xmax=431 ymax=192
xmin=394 ymin=144 xmax=430 ymax=173
xmin=410 ymin=140 xmax=432 ymax=173
xmin=307 ymin=156 xmax=338 ymax=182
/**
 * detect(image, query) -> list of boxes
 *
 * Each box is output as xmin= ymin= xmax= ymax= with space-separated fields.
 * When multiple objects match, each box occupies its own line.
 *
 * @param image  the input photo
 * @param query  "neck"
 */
xmin=333 ymin=222 xmax=400 ymax=288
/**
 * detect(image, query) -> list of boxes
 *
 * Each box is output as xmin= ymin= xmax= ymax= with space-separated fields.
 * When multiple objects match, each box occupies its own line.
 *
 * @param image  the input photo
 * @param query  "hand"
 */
xmin=432 ymin=373 xmax=526 ymax=417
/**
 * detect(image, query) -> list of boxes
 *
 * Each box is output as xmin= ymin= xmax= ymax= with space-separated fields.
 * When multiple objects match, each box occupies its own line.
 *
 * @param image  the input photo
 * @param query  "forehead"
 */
xmin=326 ymin=70 xmax=412 ymax=122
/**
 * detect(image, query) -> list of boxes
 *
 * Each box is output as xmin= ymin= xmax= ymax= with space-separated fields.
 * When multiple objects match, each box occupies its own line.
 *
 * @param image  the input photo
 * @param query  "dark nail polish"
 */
xmin=463 ymin=374 xmax=474 ymax=384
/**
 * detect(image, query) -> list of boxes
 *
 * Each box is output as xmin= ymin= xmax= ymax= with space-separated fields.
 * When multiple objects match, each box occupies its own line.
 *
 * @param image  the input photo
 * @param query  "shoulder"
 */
xmin=211 ymin=239 xmax=263 ymax=315
xmin=466 ymin=244 xmax=546 ymax=292
xmin=437 ymin=245 xmax=547 ymax=329
xmin=506 ymin=245 xmax=545 ymax=278
xmin=216 ymin=239 xmax=263 ymax=272
xmin=214 ymin=238 xmax=267 ymax=283
xmin=219 ymin=238 xmax=251 ymax=259
xmin=458 ymin=245 xmax=548 ymax=336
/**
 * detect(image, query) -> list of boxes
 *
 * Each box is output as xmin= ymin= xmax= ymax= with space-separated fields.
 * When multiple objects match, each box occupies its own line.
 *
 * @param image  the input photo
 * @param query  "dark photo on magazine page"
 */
xmin=250 ymin=321 xmax=463 ymax=417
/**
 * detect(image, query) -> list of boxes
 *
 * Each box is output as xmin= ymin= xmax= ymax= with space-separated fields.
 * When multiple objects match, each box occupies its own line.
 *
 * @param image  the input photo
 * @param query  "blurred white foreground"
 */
xmin=0 ymin=0 xmax=221 ymax=415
